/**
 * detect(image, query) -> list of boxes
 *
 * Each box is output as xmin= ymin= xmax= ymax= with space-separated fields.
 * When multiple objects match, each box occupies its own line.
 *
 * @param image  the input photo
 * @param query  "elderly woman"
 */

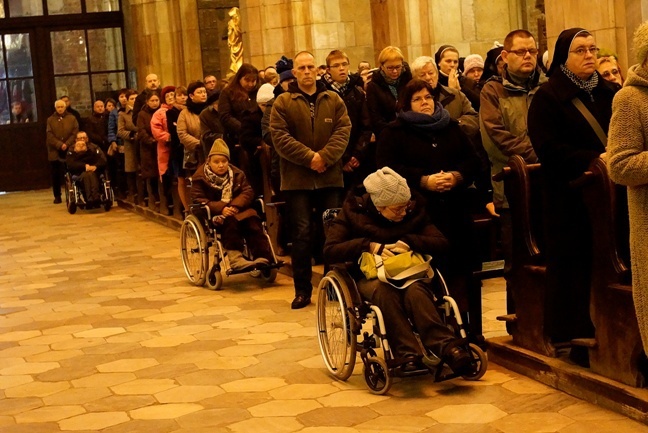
xmin=366 ymin=46 xmax=412 ymax=136
xmin=608 ymin=21 xmax=648 ymax=355
xmin=376 ymin=78 xmax=481 ymax=321
xmin=528 ymin=28 xmax=619 ymax=355
xmin=597 ymin=55 xmax=624 ymax=86
xmin=323 ymin=167 xmax=472 ymax=374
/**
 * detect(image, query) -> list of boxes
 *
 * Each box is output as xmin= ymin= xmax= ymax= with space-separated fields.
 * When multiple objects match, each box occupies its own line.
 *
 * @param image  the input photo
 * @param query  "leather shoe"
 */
xmin=444 ymin=345 xmax=473 ymax=376
xmin=53 ymin=197 xmax=62 ymax=204
xmin=291 ymin=294 xmax=311 ymax=309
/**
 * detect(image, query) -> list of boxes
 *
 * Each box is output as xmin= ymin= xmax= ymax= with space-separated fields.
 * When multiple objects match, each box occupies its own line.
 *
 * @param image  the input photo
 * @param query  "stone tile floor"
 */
xmin=1 ymin=189 xmax=647 ymax=433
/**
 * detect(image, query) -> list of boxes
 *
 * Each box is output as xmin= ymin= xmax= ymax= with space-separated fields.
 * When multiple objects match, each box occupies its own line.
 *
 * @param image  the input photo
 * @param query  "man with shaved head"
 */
xmin=46 ymin=99 xmax=79 ymax=203
xmin=132 ymin=73 xmax=161 ymax=123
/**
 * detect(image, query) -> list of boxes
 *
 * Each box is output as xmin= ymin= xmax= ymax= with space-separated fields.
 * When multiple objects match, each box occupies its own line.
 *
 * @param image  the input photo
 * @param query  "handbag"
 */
xmin=359 ymin=251 xmax=434 ymax=289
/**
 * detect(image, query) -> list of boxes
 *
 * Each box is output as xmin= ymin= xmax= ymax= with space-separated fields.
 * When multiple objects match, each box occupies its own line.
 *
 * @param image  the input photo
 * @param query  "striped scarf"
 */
xmin=203 ymin=164 xmax=234 ymax=204
xmin=561 ymin=64 xmax=598 ymax=101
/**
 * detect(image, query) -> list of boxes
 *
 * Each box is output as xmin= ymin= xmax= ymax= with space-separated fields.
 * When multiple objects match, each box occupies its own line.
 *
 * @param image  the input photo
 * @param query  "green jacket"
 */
xmin=270 ymin=81 xmax=351 ymax=191
xmin=479 ymin=70 xmax=546 ymax=208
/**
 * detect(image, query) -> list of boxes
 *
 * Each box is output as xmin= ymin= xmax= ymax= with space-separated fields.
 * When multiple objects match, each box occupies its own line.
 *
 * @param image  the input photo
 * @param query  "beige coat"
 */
xmin=269 ymin=82 xmax=351 ymax=191
xmin=608 ymin=64 xmax=648 ymax=352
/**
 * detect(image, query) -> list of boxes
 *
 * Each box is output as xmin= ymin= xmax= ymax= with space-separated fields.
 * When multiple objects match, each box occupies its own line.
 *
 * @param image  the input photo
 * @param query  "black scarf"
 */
xmin=396 ymin=102 xmax=451 ymax=132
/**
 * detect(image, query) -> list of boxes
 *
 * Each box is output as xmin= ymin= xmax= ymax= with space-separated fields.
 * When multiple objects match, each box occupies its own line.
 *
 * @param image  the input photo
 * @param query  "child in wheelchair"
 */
xmin=66 ymin=131 xmax=107 ymax=208
xmin=190 ymin=138 xmax=274 ymax=270
xmin=323 ymin=167 xmax=474 ymax=376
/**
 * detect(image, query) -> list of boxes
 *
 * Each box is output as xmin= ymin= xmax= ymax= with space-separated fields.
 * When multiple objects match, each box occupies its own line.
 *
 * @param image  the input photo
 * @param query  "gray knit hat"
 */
xmin=363 ymin=167 xmax=411 ymax=207
xmin=633 ymin=21 xmax=648 ymax=64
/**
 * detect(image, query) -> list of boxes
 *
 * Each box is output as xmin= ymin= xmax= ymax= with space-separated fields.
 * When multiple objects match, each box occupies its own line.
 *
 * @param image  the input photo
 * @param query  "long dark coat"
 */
xmin=136 ymin=105 xmax=160 ymax=180
xmin=527 ymin=68 xmax=618 ymax=342
xmin=366 ymin=66 xmax=412 ymax=136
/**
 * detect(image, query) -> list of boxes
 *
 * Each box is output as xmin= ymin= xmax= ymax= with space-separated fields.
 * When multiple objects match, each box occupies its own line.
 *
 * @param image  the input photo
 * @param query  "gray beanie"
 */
xmin=363 ymin=167 xmax=411 ymax=207
xmin=633 ymin=21 xmax=648 ymax=64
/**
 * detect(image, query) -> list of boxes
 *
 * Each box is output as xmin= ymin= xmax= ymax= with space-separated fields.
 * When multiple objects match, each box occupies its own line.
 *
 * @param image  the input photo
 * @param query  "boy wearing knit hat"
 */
xmin=190 ymin=138 xmax=274 ymax=270
xmin=323 ymin=167 xmax=474 ymax=375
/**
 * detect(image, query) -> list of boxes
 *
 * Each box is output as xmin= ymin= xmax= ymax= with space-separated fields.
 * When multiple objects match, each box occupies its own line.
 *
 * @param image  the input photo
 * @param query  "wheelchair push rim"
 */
xmin=180 ymin=215 xmax=209 ymax=286
xmin=316 ymin=271 xmax=357 ymax=381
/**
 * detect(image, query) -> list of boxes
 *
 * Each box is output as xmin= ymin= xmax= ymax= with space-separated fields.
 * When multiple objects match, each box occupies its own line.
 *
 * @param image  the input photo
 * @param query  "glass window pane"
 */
xmin=8 ymin=0 xmax=44 ymax=17
xmin=51 ymin=30 xmax=88 ymax=74
xmin=9 ymin=79 xmax=36 ymax=123
xmin=55 ymin=75 xmax=91 ymax=118
xmin=0 ymin=82 xmax=9 ymax=124
xmin=87 ymin=28 xmax=124 ymax=71
xmin=0 ymin=39 xmax=5 ymax=79
xmin=5 ymin=34 xmax=33 ymax=78
xmin=86 ymin=0 xmax=119 ymax=12
xmin=1 ymin=2 xmax=5 ymax=18
xmin=47 ymin=0 xmax=81 ymax=15
xmin=92 ymin=72 xmax=126 ymax=101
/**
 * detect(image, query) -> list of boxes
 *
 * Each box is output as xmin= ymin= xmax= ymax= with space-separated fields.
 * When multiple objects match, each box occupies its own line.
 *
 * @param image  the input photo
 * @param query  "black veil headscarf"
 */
xmin=547 ymin=27 xmax=590 ymax=76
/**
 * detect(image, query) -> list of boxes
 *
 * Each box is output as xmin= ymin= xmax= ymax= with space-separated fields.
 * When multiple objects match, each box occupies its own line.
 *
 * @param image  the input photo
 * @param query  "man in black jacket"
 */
xmin=66 ymin=131 xmax=107 ymax=205
xmin=322 ymin=49 xmax=374 ymax=190
xmin=84 ymin=100 xmax=109 ymax=153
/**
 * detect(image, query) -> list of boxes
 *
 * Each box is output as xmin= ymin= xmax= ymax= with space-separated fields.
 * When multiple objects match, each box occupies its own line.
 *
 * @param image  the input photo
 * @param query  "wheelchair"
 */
xmin=64 ymin=171 xmax=114 ymax=214
xmin=180 ymin=198 xmax=284 ymax=290
xmin=316 ymin=209 xmax=488 ymax=395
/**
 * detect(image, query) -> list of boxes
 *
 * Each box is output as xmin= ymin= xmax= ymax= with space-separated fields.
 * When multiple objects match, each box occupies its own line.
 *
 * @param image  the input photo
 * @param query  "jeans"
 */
xmin=284 ymin=188 xmax=342 ymax=297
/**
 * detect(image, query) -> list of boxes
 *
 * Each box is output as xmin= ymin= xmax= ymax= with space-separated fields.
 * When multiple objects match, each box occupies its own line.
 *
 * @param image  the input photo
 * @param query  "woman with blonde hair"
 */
xmin=597 ymin=55 xmax=624 ymax=86
xmin=366 ymin=46 xmax=412 ymax=136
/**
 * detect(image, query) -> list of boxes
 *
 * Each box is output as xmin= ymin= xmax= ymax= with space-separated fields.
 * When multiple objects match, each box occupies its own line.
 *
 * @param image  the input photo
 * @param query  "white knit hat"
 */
xmin=463 ymin=54 xmax=484 ymax=74
xmin=256 ymin=83 xmax=275 ymax=104
xmin=363 ymin=167 xmax=411 ymax=207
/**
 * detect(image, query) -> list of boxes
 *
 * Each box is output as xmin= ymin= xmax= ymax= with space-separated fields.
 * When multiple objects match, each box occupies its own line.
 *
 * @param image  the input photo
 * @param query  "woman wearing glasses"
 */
xmin=366 ymin=46 xmax=412 ymax=136
xmin=597 ymin=55 xmax=624 ymax=86
xmin=528 ymin=28 xmax=619 ymax=361
xmin=376 ymin=79 xmax=481 ymax=324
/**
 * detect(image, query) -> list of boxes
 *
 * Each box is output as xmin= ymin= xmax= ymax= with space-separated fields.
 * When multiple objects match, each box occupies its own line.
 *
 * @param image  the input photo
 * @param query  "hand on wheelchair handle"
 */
xmin=384 ymin=240 xmax=410 ymax=255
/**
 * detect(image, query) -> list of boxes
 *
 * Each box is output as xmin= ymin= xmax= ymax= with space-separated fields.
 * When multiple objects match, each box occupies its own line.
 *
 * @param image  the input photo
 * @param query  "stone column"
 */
xmin=126 ymin=0 xmax=204 ymax=89
xmin=544 ymin=0 xmax=640 ymax=71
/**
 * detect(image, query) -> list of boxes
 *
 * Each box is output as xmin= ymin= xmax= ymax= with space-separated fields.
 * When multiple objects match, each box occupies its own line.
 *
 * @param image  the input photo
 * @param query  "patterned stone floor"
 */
xmin=1 ymin=189 xmax=647 ymax=433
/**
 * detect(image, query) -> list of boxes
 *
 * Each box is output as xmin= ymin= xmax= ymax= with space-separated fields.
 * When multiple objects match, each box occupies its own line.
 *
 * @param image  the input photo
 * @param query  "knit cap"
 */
xmin=463 ymin=54 xmax=484 ymax=74
xmin=256 ymin=83 xmax=275 ymax=103
xmin=279 ymin=70 xmax=295 ymax=83
xmin=208 ymin=138 xmax=230 ymax=160
xmin=633 ymin=21 xmax=648 ymax=64
xmin=363 ymin=167 xmax=411 ymax=207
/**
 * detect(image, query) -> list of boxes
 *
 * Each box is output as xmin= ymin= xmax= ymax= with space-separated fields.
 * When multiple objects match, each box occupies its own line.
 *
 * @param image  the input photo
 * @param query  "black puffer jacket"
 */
xmin=366 ymin=65 xmax=413 ymax=136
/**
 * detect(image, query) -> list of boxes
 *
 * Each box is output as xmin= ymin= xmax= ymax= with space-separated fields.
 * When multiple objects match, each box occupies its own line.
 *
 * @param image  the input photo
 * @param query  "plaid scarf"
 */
xmin=203 ymin=164 xmax=234 ymax=204
xmin=561 ymin=64 xmax=598 ymax=101
xmin=322 ymin=73 xmax=349 ymax=95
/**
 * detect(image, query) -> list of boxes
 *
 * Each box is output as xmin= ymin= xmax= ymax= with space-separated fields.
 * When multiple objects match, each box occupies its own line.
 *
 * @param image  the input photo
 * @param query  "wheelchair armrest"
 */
xmin=189 ymin=203 xmax=212 ymax=220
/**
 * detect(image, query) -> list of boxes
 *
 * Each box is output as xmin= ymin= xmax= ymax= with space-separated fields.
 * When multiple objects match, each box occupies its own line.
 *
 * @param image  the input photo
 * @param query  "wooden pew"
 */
xmin=571 ymin=158 xmax=644 ymax=387
xmin=493 ymin=155 xmax=555 ymax=356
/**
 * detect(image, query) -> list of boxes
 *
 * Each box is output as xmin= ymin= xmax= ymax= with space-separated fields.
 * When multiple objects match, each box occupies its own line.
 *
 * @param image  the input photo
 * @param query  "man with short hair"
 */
xmin=84 ymin=100 xmax=109 ymax=153
xmin=270 ymin=51 xmax=351 ymax=309
xmin=60 ymin=95 xmax=82 ymax=126
xmin=46 ymin=99 xmax=79 ymax=203
xmin=66 ymin=131 xmax=107 ymax=206
xmin=204 ymin=75 xmax=219 ymax=97
xmin=132 ymin=73 xmax=160 ymax=123
xmin=479 ymin=29 xmax=546 ymax=323
xmin=322 ymin=49 xmax=373 ymax=188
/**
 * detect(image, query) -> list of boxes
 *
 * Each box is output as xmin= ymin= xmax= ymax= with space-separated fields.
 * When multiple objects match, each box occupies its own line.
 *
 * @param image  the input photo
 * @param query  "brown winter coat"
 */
xmin=136 ymin=105 xmax=159 ymax=179
xmin=46 ymin=111 xmax=79 ymax=162
xmin=190 ymin=164 xmax=256 ymax=219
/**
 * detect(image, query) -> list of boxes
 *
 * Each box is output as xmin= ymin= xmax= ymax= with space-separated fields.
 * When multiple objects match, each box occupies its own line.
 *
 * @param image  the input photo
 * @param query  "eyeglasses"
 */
xmin=329 ymin=62 xmax=349 ymax=69
xmin=600 ymin=69 xmax=620 ymax=78
xmin=508 ymin=48 xmax=539 ymax=57
xmin=384 ymin=201 xmax=414 ymax=216
xmin=570 ymin=46 xmax=600 ymax=56
xmin=384 ymin=64 xmax=403 ymax=72
xmin=411 ymin=94 xmax=434 ymax=104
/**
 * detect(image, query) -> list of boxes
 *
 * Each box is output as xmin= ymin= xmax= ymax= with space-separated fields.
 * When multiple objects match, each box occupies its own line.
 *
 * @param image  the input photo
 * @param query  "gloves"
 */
xmin=385 ymin=240 xmax=410 ymax=254
xmin=369 ymin=242 xmax=395 ymax=259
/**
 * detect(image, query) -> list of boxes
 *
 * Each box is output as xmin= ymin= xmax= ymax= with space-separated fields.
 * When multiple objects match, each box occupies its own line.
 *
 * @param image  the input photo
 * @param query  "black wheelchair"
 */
xmin=316 ymin=209 xmax=488 ymax=395
xmin=64 ymin=171 xmax=114 ymax=214
xmin=180 ymin=199 xmax=284 ymax=290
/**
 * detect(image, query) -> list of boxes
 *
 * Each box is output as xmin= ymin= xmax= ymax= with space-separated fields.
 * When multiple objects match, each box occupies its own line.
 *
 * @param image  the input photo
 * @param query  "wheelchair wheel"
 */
xmin=363 ymin=356 xmax=392 ymax=395
xmin=261 ymin=267 xmax=277 ymax=283
xmin=461 ymin=343 xmax=488 ymax=381
xmin=180 ymin=215 xmax=209 ymax=286
xmin=206 ymin=266 xmax=223 ymax=290
xmin=103 ymin=200 xmax=113 ymax=212
xmin=316 ymin=270 xmax=357 ymax=381
xmin=64 ymin=178 xmax=77 ymax=214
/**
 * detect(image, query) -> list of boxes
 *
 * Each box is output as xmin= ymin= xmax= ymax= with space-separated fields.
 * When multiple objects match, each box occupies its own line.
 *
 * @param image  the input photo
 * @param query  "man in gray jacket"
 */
xmin=270 ymin=51 xmax=351 ymax=309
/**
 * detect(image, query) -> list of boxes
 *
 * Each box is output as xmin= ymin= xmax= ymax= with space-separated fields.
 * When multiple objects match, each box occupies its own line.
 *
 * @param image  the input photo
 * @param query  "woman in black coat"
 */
xmin=527 ymin=28 xmax=619 ymax=348
xmin=136 ymin=91 xmax=161 ymax=211
xmin=323 ymin=167 xmax=472 ymax=374
xmin=376 ymin=79 xmax=481 ymax=319
xmin=366 ymin=46 xmax=412 ymax=137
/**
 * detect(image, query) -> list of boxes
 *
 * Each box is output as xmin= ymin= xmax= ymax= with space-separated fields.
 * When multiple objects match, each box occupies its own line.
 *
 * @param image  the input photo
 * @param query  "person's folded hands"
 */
xmin=384 ymin=240 xmax=410 ymax=254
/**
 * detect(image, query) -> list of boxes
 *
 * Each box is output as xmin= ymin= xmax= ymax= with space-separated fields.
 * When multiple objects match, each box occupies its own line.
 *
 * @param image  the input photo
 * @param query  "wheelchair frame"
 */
xmin=316 ymin=209 xmax=488 ymax=394
xmin=64 ymin=171 xmax=114 ymax=214
xmin=180 ymin=199 xmax=284 ymax=290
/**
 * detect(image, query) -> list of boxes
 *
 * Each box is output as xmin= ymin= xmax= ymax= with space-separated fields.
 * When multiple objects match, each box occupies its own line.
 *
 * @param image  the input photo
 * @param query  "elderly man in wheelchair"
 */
xmin=320 ymin=167 xmax=486 ymax=393
xmin=65 ymin=131 xmax=108 ymax=209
